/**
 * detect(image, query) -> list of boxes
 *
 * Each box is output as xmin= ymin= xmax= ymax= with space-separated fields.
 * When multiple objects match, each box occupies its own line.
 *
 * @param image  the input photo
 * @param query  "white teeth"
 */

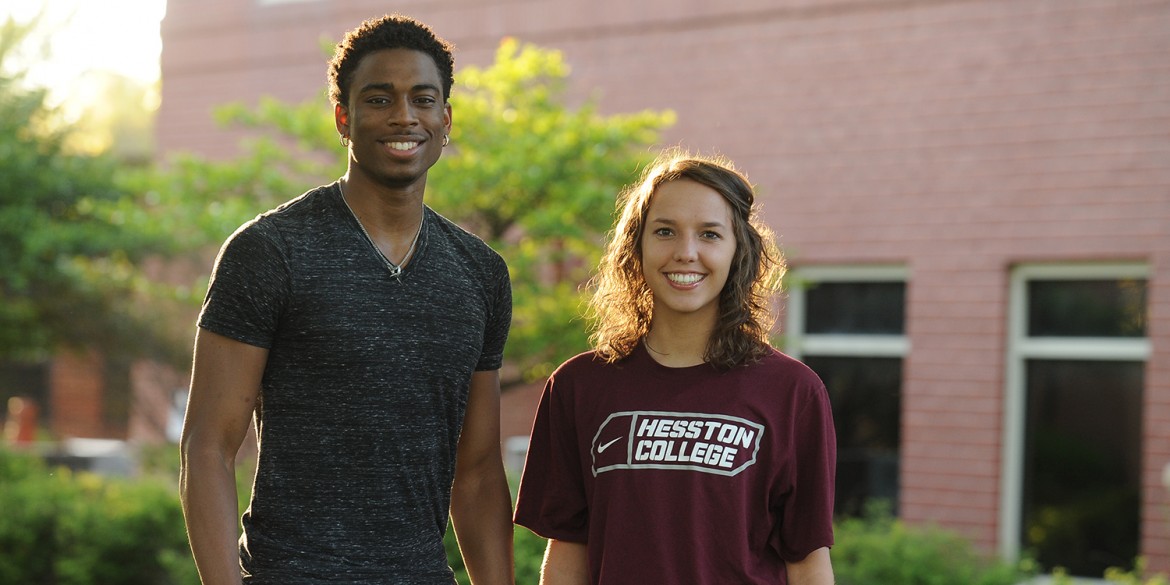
xmin=667 ymin=273 xmax=704 ymax=285
xmin=386 ymin=141 xmax=418 ymax=151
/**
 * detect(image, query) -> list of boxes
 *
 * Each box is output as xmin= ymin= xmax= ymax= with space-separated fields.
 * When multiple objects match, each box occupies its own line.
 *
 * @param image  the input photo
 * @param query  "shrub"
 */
xmin=1049 ymin=558 xmax=1170 ymax=585
xmin=513 ymin=524 xmax=547 ymax=583
xmin=1104 ymin=558 xmax=1170 ymax=585
xmin=0 ymin=447 xmax=199 ymax=585
xmin=832 ymin=503 xmax=1030 ymax=585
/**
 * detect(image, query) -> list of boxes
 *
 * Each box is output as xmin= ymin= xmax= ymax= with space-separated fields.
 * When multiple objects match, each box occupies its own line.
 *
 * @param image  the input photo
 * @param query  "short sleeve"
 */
xmin=475 ymin=253 xmax=512 ymax=371
xmin=197 ymin=220 xmax=291 ymax=349
xmin=771 ymin=379 xmax=837 ymax=561
xmin=513 ymin=372 xmax=589 ymax=543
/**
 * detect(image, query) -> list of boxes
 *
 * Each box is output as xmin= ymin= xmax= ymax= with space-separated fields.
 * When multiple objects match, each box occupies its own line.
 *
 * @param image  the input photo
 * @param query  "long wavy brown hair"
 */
xmin=588 ymin=150 xmax=786 ymax=370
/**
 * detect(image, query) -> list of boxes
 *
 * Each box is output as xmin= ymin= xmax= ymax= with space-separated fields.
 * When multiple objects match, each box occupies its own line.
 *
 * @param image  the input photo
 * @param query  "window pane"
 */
xmin=1021 ymin=360 xmax=1141 ymax=577
xmin=1027 ymin=279 xmax=1146 ymax=337
xmin=805 ymin=282 xmax=905 ymax=335
xmin=0 ymin=360 xmax=50 ymax=427
xmin=804 ymin=356 xmax=901 ymax=517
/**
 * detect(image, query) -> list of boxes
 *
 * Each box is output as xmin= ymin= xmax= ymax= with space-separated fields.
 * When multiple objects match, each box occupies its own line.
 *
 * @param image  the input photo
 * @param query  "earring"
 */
xmin=339 ymin=134 xmax=350 ymax=147
xmin=442 ymin=135 xmax=449 ymax=147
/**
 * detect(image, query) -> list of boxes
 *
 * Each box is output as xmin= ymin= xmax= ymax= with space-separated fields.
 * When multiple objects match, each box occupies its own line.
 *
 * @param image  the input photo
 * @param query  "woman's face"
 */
xmin=640 ymin=178 xmax=737 ymax=326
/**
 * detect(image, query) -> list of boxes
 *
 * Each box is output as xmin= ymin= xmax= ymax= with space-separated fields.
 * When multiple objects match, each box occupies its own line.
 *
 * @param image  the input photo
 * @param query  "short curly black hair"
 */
xmin=327 ymin=14 xmax=455 ymax=107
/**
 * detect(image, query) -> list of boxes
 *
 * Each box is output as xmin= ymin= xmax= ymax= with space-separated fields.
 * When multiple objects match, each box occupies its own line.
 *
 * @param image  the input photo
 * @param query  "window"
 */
xmin=0 ymin=360 xmax=50 ymax=439
xmin=786 ymin=266 xmax=908 ymax=517
xmin=1001 ymin=264 xmax=1148 ymax=576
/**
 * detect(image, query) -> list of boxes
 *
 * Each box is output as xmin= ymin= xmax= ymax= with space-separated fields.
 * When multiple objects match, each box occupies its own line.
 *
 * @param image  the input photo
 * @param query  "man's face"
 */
xmin=336 ymin=48 xmax=452 ymax=191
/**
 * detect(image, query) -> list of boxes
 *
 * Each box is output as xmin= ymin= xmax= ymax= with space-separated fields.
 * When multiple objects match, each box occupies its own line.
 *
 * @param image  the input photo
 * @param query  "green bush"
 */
xmin=513 ymin=524 xmax=547 ymax=584
xmin=1103 ymin=558 xmax=1170 ymax=585
xmin=27 ymin=444 xmax=1133 ymax=585
xmin=830 ymin=503 xmax=1029 ymax=585
xmin=0 ymin=447 xmax=199 ymax=585
xmin=1049 ymin=558 xmax=1170 ymax=585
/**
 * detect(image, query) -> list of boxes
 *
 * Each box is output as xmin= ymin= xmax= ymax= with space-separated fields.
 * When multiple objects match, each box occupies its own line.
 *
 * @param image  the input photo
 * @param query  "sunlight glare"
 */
xmin=2 ymin=0 xmax=167 ymax=103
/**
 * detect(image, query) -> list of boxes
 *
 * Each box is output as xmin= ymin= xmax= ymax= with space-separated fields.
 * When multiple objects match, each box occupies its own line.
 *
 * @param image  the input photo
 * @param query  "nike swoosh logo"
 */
xmin=597 ymin=436 xmax=623 ymax=453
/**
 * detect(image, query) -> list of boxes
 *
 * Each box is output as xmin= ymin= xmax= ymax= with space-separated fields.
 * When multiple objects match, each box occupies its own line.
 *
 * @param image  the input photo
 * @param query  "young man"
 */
xmin=180 ymin=15 xmax=514 ymax=585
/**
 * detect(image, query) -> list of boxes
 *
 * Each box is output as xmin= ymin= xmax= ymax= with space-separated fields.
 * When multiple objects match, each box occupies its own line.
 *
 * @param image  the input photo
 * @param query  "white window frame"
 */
xmin=998 ymin=262 xmax=1150 ymax=562
xmin=785 ymin=265 xmax=910 ymax=360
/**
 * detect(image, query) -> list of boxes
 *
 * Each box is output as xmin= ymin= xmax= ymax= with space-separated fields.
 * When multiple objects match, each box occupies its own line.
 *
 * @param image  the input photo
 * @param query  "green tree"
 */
xmin=64 ymin=72 xmax=159 ymax=163
xmin=0 ymin=15 xmax=183 ymax=364
xmin=431 ymin=38 xmax=673 ymax=381
xmin=143 ymin=39 xmax=675 ymax=383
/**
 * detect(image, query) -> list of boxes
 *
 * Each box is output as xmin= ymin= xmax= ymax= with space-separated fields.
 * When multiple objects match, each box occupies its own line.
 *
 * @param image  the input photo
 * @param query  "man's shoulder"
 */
xmin=257 ymin=184 xmax=336 ymax=225
xmin=427 ymin=208 xmax=490 ymax=245
xmin=220 ymin=185 xmax=340 ymax=258
xmin=228 ymin=184 xmax=334 ymax=236
xmin=425 ymin=207 xmax=506 ymax=268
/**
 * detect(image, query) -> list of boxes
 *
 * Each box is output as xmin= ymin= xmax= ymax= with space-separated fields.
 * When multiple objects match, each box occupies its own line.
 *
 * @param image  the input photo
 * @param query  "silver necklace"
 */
xmin=338 ymin=182 xmax=423 ymax=281
xmin=643 ymin=338 xmax=671 ymax=356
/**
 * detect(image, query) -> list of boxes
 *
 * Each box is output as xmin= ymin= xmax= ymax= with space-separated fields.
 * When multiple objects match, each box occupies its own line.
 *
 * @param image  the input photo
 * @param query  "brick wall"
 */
xmin=48 ymin=349 xmax=106 ymax=439
xmin=156 ymin=0 xmax=1170 ymax=570
xmin=1146 ymin=232 xmax=1170 ymax=565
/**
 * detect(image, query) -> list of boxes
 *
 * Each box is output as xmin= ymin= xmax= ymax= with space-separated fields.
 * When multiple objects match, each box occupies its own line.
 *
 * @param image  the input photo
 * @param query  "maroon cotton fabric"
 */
xmin=515 ymin=344 xmax=836 ymax=585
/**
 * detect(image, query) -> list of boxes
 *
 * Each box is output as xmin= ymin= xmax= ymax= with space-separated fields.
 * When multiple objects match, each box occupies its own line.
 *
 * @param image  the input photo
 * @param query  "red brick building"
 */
xmin=83 ymin=0 xmax=1170 ymax=577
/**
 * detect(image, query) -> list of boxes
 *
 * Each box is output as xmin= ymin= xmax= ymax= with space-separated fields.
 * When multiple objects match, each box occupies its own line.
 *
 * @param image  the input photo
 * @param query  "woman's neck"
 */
xmin=643 ymin=316 xmax=714 ymax=368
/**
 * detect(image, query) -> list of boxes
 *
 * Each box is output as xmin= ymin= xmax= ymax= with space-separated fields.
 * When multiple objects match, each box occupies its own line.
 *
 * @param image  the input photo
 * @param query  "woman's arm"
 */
xmin=786 ymin=546 xmax=834 ymax=585
xmin=540 ymin=539 xmax=589 ymax=585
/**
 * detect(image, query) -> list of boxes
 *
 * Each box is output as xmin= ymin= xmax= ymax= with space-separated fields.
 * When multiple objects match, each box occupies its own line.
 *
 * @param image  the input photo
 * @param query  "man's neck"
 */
xmin=340 ymin=172 xmax=425 ymax=234
xmin=339 ymin=175 xmax=426 ymax=265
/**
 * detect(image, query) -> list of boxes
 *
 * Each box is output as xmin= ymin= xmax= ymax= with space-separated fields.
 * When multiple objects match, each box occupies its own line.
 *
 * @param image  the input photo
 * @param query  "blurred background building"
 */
xmin=20 ymin=0 xmax=1168 ymax=577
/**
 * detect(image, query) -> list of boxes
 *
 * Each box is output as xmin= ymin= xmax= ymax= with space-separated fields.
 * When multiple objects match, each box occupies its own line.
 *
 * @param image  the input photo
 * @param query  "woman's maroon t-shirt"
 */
xmin=514 ymin=344 xmax=836 ymax=584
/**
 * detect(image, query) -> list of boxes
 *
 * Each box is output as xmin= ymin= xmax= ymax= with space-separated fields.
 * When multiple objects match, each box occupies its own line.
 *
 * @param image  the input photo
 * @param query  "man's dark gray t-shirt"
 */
xmin=198 ymin=183 xmax=512 ymax=584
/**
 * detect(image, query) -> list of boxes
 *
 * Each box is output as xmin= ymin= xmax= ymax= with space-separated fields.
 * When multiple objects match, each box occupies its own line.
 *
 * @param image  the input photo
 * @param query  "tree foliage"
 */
xmin=64 ymin=72 xmax=158 ymax=162
xmin=141 ymin=39 xmax=674 ymax=383
xmin=0 ymin=15 xmax=184 ymax=364
xmin=430 ymin=39 xmax=674 ymax=380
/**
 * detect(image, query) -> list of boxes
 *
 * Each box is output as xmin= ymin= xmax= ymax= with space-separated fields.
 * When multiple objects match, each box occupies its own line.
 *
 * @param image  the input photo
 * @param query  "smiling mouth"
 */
xmin=384 ymin=141 xmax=420 ymax=151
xmin=666 ymin=273 xmax=705 ymax=285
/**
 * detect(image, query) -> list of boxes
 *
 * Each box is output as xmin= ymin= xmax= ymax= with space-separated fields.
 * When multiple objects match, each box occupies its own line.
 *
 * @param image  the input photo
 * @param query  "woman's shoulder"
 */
xmin=747 ymin=347 xmax=826 ymax=388
xmin=547 ymin=349 xmax=647 ymax=385
xmin=551 ymin=350 xmax=609 ymax=376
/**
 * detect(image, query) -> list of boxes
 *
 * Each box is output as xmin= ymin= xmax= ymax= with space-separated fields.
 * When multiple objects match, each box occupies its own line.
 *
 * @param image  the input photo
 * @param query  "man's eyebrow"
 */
xmin=358 ymin=82 xmax=442 ymax=94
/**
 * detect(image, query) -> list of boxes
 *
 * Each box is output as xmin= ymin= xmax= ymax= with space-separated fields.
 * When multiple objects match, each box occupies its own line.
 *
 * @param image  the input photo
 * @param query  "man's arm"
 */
xmin=787 ymin=546 xmax=834 ymax=585
xmin=179 ymin=328 xmax=267 ymax=585
xmin=539 ymin=539 xmax=588 ymax=585
xmin=450 ymin=369 xmax=515 ymax=585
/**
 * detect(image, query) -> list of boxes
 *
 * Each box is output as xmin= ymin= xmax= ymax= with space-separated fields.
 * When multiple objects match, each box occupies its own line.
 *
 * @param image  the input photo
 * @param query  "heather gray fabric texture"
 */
xmin=198 ymin=182 xmax=512 ymax=584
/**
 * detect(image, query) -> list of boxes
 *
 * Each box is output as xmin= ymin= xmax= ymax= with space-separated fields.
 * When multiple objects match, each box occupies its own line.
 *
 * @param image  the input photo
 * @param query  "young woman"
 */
xmin=514 ymin=151 xmax=836 ymax=585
